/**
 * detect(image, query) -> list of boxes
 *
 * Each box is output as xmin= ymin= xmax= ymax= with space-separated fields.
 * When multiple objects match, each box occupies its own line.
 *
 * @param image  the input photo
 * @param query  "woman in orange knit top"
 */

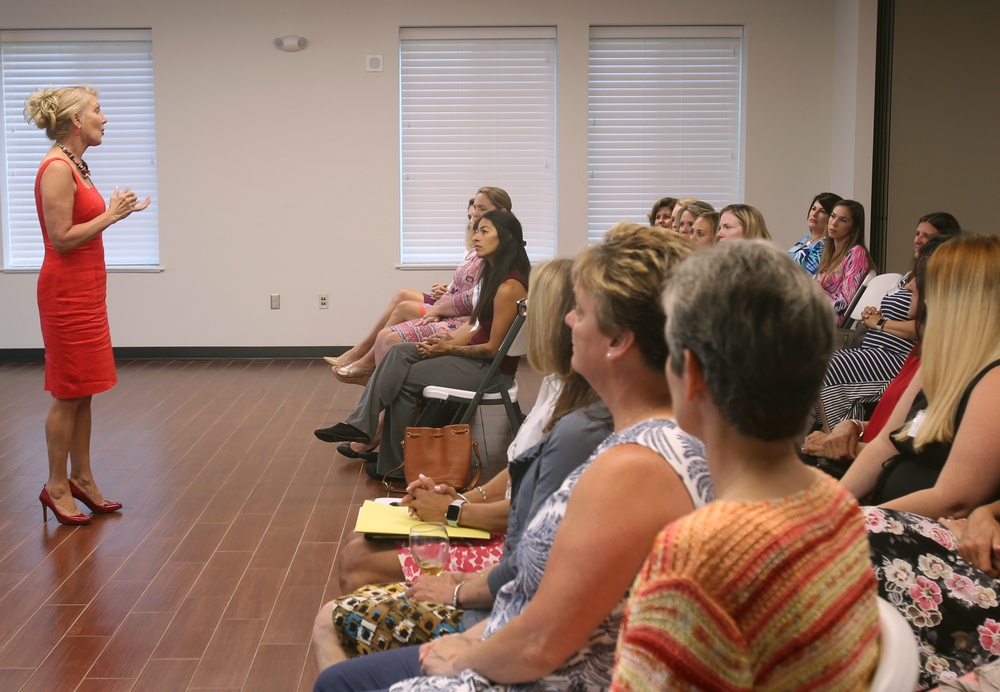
xmin=611 ymin=241 xmax=880 ymax=690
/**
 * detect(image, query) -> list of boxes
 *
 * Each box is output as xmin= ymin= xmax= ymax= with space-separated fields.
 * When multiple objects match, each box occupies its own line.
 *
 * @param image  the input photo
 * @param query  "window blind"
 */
xmin=1 ymin=30 xmax=159 ymax=269
xmin=400 ymin=27 xmax=556 ymax=266
xmin=588 ymin=26 xmax=743 ymax=244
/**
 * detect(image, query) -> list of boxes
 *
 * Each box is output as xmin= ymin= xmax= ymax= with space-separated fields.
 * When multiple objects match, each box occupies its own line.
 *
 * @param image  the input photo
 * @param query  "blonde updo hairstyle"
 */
xmin=24 ymin=86 xmax=98 ymax=141
xmin=572 ymin=222 xmax=693 ymax=371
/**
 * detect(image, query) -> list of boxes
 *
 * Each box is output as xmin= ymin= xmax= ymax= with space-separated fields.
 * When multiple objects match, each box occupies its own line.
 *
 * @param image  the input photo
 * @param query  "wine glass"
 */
xmin=409 ymin=522 xmax=450 ymax=576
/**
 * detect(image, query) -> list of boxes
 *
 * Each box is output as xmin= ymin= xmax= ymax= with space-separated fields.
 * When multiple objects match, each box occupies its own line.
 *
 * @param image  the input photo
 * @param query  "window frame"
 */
xmin=0 ymin=29 xmax=160 ymax=271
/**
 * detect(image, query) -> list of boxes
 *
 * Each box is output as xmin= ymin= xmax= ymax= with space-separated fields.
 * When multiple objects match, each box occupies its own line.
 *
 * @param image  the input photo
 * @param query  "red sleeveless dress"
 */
xmin=35 ymin=158 xmax=117 ymax=398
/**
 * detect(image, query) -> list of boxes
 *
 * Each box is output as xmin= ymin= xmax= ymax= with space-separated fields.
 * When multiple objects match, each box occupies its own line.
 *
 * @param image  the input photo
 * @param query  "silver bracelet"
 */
xmin=475 ymin=485 xmax=488 ymax=502
xmin=453 ymin=580 xmax=467 ymax=608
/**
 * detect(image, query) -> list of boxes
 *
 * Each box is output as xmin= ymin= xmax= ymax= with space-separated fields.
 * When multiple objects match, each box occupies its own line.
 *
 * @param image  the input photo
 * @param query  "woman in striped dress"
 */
xmin=815 ymin=213 xmax=961 ymax=429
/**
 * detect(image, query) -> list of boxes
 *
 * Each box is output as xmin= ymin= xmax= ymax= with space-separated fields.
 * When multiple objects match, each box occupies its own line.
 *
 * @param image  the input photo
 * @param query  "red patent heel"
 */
xmin=69 ymin=480 xmax=122 ymax=514
xmin=39 ymin=487 xmax=91 ymax=526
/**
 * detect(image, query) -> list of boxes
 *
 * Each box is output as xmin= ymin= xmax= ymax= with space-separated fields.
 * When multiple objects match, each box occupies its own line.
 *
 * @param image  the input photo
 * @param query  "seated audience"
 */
xmin=840 ymin=233 xmax=1000 ymax=518
xmin=673 ymin=200 xmax=715 ymax=240
xmin=648 ymin=196 xmax=678 ymax=229
xmin=670 ymin=197 xmax=698 ymax=231
xmin=313 ymin=224 xmax=713 ymax=691
xmin=312 ymin=258 xmax=613 ymax=669
xmin=329 ymin=188 xmax=512 ymax=387
xmin=715 ymin=203 xmax=772 ymax=242
xmin=812 ymin=231 xmax=949 ymax=433
xmin=787 ymin=192 xmax=842 ymax=274
xmin=816 ymin=199 xmax=875 ymax=325
xmin=691 ymin=210 xmax=718 ymax=248
xmin=314 ymin=210 xmax=530 ymax=481
xmin=611 ymin=240 xmax=879 ymax=690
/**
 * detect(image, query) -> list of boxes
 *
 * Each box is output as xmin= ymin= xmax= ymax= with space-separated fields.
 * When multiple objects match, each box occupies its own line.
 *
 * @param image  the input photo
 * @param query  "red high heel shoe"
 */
xmin=69 ymin=480 xmax=122 ymax=514
xmin=39 ymin=487 xmax=91 ymax=526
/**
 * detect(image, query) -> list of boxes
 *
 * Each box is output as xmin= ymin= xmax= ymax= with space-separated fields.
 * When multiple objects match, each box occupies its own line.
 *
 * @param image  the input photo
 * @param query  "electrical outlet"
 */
xmin=270 ymin=293 xmax=280 ymax=310
xmin=319 ymin=294 xmax=329 ymax=309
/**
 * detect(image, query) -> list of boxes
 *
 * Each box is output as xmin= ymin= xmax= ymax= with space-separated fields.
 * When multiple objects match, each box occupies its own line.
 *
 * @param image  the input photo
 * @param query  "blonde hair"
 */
xmin=526 ymin=258 xmax=574 ymax=376
xmin=896 ymin=234 xmax=1000 ymax=449
xmin=477 ymin=186 xmax=512 ymax=212
xmin=572 ymin=222 xmax=693 ymax=370
xmin=23 ymin=85 xmax=98 ymax=141
xmin=720 ymin=203 xmax=772 ymax=241
xmin=525 ymin=257 xmax=601 ymax=431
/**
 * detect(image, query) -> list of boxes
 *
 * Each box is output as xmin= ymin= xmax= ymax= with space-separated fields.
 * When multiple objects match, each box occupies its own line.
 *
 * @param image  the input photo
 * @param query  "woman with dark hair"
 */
xmin=647 ymin=197 xmax=678 ymax=229
xmin=327 ymin=187 xmax=513 ymax=380
xmin=787 ymin=192 xmax=842 ymax=275
xmin=812 ymin=221 xmax=957 ymax=432
xmin=816 ymin=199 xmax=875 ymax=324
xmin=803 ymin=234 xmax=948 ymax=466
xmin=313 ymin=210 xmax=530 ymax=479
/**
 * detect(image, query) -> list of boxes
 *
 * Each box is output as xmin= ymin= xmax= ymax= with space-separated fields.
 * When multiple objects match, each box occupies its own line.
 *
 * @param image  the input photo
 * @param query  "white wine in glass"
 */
xmin=409 ymin=522 xmax=450 ymax=576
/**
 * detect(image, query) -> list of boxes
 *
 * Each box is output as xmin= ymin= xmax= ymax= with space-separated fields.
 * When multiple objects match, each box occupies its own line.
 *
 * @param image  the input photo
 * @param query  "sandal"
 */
xmin=323 ymin=356 xmax=347 ymax=367
xmin=333 ymin=363 xmax=375 ymax=387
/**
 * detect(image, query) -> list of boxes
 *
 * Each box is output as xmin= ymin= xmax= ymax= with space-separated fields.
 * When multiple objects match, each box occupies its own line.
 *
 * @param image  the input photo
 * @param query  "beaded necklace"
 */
xmin=55 ymin=143 xmax=90 ymax=179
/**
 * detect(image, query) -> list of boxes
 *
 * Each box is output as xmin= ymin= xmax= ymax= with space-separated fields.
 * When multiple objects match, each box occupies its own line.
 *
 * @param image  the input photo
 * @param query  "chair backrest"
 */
xmin=849 ymin=272 xmax=904 ymax=322
xmin=841 ymin=269 xmax=877 ymax=324
xmin=870 ymin=597 xmax=920 ymax=692
xmin=456 ymin=313 xmax=526 ymax=423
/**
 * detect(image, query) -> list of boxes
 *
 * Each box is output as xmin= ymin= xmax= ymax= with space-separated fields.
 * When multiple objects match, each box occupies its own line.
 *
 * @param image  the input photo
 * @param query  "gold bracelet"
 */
xmin=475 ymin=485 xmax=487 ymax=502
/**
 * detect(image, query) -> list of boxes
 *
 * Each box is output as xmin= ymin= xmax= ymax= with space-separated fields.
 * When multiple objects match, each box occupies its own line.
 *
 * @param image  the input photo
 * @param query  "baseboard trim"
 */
xmin=0 ymin=346 xmax=349 ymax=363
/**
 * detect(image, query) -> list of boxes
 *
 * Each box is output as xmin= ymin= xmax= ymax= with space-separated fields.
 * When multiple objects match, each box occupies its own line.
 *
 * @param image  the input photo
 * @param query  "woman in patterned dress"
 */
xmin=25 ymin=85 xmax=149 ymax=525
xmin=328 ymin=187 xmax=510 ymax=384
xmin=787 ymin=192 xmax=842 ymax=275
xmin=313 ymin=223 xmax=714 ymax=692
xmin=816 ymin=199 xmax=875 ymax=325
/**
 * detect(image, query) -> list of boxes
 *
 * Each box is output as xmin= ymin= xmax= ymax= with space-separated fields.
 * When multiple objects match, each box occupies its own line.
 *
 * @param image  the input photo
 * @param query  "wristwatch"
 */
xmin=876 ymin=317 xmax=887 ymax=331
xmin=446 ymin=498 xmax=467 ymax=527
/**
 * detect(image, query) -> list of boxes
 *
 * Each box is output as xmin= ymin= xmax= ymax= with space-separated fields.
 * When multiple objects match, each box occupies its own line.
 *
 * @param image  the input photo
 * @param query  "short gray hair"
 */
xmin=663 ymin=241 xmax=835 ymax=440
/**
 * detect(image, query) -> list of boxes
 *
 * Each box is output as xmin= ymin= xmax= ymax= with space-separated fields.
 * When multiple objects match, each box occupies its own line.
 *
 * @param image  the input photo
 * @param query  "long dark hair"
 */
xmin=470 ymin=210 xmax=531 ymax=323
xmin=817 ymin=199 xmax=873 ymax=275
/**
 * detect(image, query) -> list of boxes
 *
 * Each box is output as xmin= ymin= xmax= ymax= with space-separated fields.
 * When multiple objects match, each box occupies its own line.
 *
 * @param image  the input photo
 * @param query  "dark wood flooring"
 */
xmin=0 ymin=359 xmax=538 ymax=691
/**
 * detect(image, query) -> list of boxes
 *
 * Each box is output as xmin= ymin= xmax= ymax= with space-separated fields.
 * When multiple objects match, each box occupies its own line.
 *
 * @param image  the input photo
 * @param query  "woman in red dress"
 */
xmin=24 ymin=86 xmax=150 ymax=525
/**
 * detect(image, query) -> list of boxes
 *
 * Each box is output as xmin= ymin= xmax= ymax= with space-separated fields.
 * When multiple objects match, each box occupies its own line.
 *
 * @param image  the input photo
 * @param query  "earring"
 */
xmin=606 ymin=352 xmax=612 ymax=358
xmin=74 ymin=129 xmax=80 ymax=136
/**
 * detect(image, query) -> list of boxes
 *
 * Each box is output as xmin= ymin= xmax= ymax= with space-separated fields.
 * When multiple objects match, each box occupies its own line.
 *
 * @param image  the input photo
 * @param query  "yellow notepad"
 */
xmin=354 ymin=500 xmax=490 ymax=540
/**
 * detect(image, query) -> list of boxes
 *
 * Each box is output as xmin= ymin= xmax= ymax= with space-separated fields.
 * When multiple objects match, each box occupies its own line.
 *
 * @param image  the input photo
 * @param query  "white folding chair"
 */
xmin=870 ymin=597 xmax=920 ymax=692
xmin=420 ymin=310 xmax=528 ymax=434
xmin=846 ymin=272 xmax=904 ymax=328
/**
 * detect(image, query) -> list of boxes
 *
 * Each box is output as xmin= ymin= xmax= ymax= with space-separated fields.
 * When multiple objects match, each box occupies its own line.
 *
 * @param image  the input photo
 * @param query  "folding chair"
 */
xmin=419 ymin=308 xmax=528 ymax=434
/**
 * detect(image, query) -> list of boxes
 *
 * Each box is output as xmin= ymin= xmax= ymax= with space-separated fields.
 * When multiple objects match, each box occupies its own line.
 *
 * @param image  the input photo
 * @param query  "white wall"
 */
xmin=0 ymin=0 xmax=876 ymax=350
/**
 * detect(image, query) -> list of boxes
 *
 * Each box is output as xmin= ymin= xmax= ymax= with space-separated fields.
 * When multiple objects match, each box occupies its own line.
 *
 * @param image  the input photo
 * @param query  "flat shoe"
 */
xmin=334 ymin=363 xmax=375 ymax=387
xmin=314 ymin=422 xmax=369 ymax=444
xmin=337 ymin=442 xmax=378 ymax=462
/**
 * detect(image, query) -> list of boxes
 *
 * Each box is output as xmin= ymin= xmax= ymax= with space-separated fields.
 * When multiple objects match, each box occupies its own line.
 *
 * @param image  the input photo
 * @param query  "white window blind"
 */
xmin=400 ymin=27 xmax=556 ymax=267
xmin=588 ymin=26 xmax=743 ymax=244
xmin=1 ymin=30 xmax=159 ymax=269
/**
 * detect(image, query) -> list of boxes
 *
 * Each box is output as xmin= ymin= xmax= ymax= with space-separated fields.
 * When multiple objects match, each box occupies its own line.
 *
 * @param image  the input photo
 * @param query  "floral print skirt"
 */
xmin=864 ymin=507 xmax=1000 ymax=689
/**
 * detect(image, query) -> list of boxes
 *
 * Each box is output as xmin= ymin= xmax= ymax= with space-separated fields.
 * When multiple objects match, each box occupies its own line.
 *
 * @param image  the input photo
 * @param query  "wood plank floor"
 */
xmin=0 ymin=359 xmax=538 ymax=691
